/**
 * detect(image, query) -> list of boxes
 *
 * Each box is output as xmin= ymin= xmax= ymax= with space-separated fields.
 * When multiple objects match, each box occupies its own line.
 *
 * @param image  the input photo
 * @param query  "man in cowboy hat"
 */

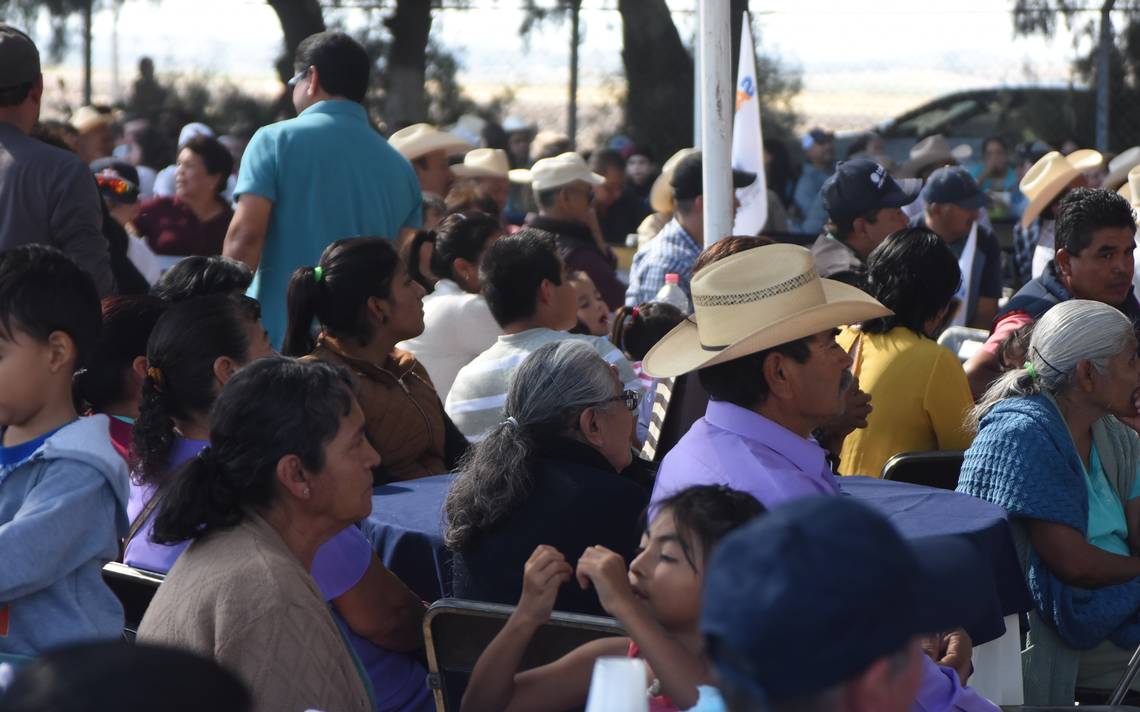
xmin=1008 ymin=148 xmax=1102 ymax=288
xmin=810 ymin=158 xmax=915 ymax=285
xmin=0 ymin=24 xmax=112 ymax=296
xmin=964 ymin=187 xmax=1140 ymax=398
xmin=918 ymin=166 xmax=1002 ymax=330
xmin=589 ymin=148 xmax=650 ymax=246
xmin=389 ymin=122 xmax=472 ymax=198
xmin=451 ymin=147 xmax=511 ymax=215
xmin=643 ymin=243 xmax=890 ymax=510
xmin=792 ymin=127 xmax=835 ymax=236
xmin=519 ymin=152 xmax=628 ymax=310
xmin=625 ymin=151 xmax=755 ymax=307
xmin=224 ymin=31 xmax=423 ymax=346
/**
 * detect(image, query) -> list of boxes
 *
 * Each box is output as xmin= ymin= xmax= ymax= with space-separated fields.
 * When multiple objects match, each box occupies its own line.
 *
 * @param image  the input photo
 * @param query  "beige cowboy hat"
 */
xmin=1019 ymin=149 xmax=1103 ymax=228
xmin=649 ymin=147 xmax=699 ymax=214
xmin=451 ymin=148 xmax=510 ymax=179
xmin=509 ymin=152 xmax=604 ymax=193
xmin=388 ymin=123 xmax=472 ymax=161
xmin=72 ymin=105 xmax=114 ymax=134
xmin=1119 ymin=164 xmax=1140 ymax=206
xmin=896 ymin=135 xmax=973 ymax=179
xmin=641 ymin=244 xmax=891 ymax=378
xmin=1105 ymin=146 xmax=1140 ymax=190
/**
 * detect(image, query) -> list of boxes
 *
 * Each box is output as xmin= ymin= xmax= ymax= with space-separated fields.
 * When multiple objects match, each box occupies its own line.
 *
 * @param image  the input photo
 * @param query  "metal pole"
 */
xmin=111 ymin=0 xmax=121 ymax=103
xmin=698 ymin=0 xmax=733 ymax=246
xmin=83 ymin=0 xmax=93 ymax=105
xmin=1095 ymin=0 xmax=1116 ymax=152
xmin=568 ymin=0 xmax=580 ymax=150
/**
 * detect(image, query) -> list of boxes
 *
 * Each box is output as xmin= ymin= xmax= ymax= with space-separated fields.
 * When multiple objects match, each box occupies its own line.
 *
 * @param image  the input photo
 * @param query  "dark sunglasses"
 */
xmin=596 ymin=389 xmax=640 ymax=413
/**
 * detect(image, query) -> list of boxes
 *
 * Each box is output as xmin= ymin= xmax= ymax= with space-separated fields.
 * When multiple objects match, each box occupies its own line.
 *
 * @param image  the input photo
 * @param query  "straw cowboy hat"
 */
xmin=896 ymin=135 xmax=973 ymax=179
xmin=509 ymin=152 xmax=604 ymax=193
xmin=641 ymin=244 xmax=891 ymax=378
xmin=1105 ymin=146 xmax=1140 ymax=191
xmin=1119 ymin=164 xmax=1140 ymax=206
xmin=388 ymin=123 xmax=472 ymax=161
xmin=1018 ymin=149 xmax=1103 ymax=228
xmin=649 ymin=147 xmax=700 ymax=214
xmin=451 ymin=148 xmax=510 ymax=179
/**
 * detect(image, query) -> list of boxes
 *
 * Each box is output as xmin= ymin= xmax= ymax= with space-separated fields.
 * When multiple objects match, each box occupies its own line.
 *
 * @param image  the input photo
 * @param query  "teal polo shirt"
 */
xmin=235 ymin=99 xmax=423 ymax=346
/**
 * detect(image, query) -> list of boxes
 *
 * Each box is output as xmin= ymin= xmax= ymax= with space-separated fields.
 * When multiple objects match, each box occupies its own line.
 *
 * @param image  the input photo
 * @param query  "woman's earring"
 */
xmin=303 ymin=487 xmax=310 ymax=497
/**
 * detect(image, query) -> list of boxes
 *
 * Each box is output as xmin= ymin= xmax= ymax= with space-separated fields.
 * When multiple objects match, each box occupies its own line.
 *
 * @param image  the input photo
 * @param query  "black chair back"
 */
xmin=102 ymin=562 xmax=164 ymax=641
xmin=423 ymin=599 xmax=624 ymax=712
xmin=881 ymin=450 xmax=965 ymax=491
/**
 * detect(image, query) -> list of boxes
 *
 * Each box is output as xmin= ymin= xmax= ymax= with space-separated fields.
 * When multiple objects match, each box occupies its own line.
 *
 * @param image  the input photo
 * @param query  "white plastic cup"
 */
xmin=584 ymin=656 xmax=649 ymax=712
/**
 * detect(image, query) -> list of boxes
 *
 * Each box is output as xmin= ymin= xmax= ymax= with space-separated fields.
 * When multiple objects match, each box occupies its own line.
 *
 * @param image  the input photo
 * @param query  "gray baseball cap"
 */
xmin=0 ymin=25 xmax=40 ymax=90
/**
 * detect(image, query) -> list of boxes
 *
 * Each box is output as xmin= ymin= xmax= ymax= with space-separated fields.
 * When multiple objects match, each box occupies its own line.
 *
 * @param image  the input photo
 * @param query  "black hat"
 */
xmin=0 ymin=25 xmax=39 ymax=90
xmin=822 ymin=158 xmax=919 ymax=220
xmin=921 ymin=165 xmax=993 ymax=210
xmin=671 ymin=151 xmax=756 ymax=202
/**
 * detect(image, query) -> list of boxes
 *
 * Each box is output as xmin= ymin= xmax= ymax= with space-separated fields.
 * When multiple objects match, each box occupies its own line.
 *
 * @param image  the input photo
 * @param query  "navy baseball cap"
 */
xmin=701 ymin=496 xmax=998 ymax=702
xmin=921 ymin=165 xmax=993 ymax=209
xmin=672 ymin=151 xmax=756 ymax=202
xmin=822 ymin=158 xmax=919 ymax=220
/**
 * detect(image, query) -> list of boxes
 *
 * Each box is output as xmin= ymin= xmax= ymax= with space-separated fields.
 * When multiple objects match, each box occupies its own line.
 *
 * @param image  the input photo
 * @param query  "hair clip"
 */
xmin=147 ymin=366 xmax=165 ymax=391
xmin=313 ymin=265 xmax=324 ymax=284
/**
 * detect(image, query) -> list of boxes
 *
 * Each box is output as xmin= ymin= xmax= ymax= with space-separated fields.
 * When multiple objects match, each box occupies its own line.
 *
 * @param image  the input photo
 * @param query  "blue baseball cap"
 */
xmin=921 ymin=165 xmax=993 ymax=209
xmin=701 ymin=496 xmax=998 ymax=702
xmin=822 ymin=158 xmax=919 ymax=220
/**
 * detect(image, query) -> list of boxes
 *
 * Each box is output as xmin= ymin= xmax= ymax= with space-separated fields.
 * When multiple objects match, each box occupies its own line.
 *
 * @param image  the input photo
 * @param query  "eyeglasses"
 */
xmin=287 ymin=66 xmax=311 ymax=88
xmin=595 ymin=389 xmax=640 ymax=413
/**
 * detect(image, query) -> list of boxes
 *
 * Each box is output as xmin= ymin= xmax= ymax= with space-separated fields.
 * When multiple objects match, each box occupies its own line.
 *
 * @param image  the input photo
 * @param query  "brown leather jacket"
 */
xmin=305 ymin=341 xmax=448 ymax=482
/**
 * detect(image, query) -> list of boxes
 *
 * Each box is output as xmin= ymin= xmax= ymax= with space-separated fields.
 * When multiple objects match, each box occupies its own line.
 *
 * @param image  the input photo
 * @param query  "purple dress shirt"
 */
xmin=650 ymin=399 xmax=840 ymax=512
xmin=915 ymin=657 xmax=999 ymax=712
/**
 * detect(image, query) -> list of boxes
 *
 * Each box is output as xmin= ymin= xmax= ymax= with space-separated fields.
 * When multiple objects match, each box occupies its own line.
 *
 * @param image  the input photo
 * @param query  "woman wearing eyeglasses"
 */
xmin=444 ymin=339 xmax=649 ymax=616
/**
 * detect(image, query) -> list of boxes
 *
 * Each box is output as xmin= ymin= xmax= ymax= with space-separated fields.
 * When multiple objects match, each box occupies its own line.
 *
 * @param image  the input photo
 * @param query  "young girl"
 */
xmin=461 ymin=485 xmax=764 ymax=712
xmin=569 ymin=271 xmax=610 ymax=337
xmin=609 ymin=302 xmax=685 ymax=443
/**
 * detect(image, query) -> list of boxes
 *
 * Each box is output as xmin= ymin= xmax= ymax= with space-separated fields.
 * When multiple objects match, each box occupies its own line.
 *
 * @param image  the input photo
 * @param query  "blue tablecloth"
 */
xmin=840 ymin=476 xmax=1033 ymax=645
xmin=361 ymin=474 xmax=455 ymax=603
xmin=364 ymin=472 xmax=1032 ymax=645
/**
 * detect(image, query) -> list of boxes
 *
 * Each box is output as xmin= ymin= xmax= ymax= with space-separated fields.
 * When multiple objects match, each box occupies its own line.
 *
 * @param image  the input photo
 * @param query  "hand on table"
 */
xmin=516 ymin=545 xmax=572 ymax=627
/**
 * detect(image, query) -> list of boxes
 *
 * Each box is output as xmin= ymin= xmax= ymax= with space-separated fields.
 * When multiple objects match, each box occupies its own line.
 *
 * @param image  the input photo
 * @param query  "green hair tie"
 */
xmin=1024 ymin=361 xmax=1038 ymax=381
xmin=313 ymin=265 xmax=324 ymax=284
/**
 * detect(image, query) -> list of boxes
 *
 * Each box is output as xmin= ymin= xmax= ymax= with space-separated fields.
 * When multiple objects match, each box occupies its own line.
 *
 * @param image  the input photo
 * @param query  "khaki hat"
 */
xmin=451 ymin=148 xmax=510 ymax=179
xmin=72 ymin=105 xmax=114 ymax=134
xmin=0 ymin=24 xmax=39 ymax=90
xmin=1119 ymin=164 xmax=1140 ymax=206
xmin=510 ymin=152 xmax=604 ymax=193
xmin=1105 ymin=146 xmax=1140 ymax=191
xmin=389 ymin=123 xmax=471 ymax=161
xmin=641 ymin=244 xmax=891 ymax=378
xmin=896 ymin=135 xmax=972 ymax=179
xmin=1018 ymin=149 xmax=1103 ymax=228
xmin=649 ymin=147 xmax=699 ymax=214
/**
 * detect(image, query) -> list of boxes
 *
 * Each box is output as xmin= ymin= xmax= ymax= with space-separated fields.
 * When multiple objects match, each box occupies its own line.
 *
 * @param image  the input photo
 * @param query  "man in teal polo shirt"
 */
xmin=224 ymin=31 xmax=422 ymax=346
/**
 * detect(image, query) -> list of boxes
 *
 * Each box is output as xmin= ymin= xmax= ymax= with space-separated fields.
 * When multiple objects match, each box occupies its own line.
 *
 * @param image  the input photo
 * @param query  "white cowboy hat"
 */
xmin=509 ymin=152 xmax=604 ymax=193
xmin=389 ymin=123 xmax=472 ymax=161
xmin=1119 ymin=163 xmax=1140 ymax=206
xmin=641 ymin=244 xmax=891 ymax=378
xmin=1105 ymin=146 xmax=1140 ymax=190
xmin=451 ymin=148 xmax=510 ymax=179
xmin=895 ymin=135 xmax=973 ymax=179
xmin=649 ymin=147 xmax=699 ymax=214
xmin=1018 ymin=149 xmax=1103 ymax=228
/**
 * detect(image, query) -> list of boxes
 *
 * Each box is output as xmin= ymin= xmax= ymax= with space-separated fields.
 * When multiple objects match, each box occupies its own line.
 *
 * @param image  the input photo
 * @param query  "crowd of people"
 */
xmin=8 ymin=17 xmax=1140 ymax=712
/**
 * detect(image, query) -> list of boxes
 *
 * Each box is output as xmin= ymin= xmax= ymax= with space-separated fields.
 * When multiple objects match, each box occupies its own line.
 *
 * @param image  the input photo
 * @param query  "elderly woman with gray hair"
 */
xmin=958 ymin=299 xmax=1140 ymax=704
xmin=444 ymin=339 xmax=649 ymax=615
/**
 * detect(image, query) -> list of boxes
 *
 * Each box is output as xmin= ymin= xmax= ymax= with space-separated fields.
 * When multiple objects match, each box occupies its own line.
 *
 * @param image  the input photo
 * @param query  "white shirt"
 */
xmin=397 ymin=279 xmax=501 ymax=402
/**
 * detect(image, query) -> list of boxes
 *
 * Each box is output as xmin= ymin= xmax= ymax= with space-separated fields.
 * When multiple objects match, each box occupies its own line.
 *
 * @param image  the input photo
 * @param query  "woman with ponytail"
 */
xmin=398 ymin=212 xmax=503 ymax=401
xmin=444 ymin=340 xmax=649 ymax=616
xmin=124 ymin=294 xmax=273 ymax=572
xmin=284 ymin=236 xmax=468 ymax=482
xmin=958 ymin=300 xmax=1140 ymax=704
xmin=137 ymin=358 xmax=378 ymax=712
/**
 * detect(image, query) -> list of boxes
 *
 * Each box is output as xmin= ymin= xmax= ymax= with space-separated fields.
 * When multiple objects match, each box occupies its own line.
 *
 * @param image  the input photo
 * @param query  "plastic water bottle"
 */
xmin=655 ymin=273 xmax=691 ymax=314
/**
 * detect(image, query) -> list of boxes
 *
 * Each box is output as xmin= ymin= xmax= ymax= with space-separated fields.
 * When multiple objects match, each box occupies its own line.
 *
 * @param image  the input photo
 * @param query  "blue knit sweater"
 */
xmin=958 ymin=393 xmax=1140 ymax=650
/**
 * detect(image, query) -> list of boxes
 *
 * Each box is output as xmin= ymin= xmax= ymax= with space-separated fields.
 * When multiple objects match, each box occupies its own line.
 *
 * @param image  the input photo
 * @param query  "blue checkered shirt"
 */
xmin=625 ymin=218 xmax=701 ymax=307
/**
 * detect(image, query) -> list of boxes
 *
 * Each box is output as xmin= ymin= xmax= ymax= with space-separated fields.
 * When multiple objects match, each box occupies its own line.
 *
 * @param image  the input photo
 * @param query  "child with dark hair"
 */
xmin=568 ymin=271 xmax=610 ymax=337
xmin=610 ymin=302 xmax=685 ymax=443
xmin=73 ymin=295 xmax=167 ymax=462
xmin=462 ymin=485 xmax=764 ymax=712
xmin=0 ymin=245 xmax=129 ymax=656
xmin=285 ymin=237 xmax=468 ymax=482
xmin=151 ymin=255 xmax=253 ymax=302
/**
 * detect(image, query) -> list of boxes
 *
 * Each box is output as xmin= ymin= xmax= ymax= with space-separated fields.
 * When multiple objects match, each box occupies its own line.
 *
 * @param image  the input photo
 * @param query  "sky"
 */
xmin=25 ymin=0 xmax=1101 ymax=131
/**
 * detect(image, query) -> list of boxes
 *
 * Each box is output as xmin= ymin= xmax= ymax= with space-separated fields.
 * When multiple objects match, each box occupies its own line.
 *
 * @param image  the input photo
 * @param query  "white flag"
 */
xmin=731 ymin=12 xmax=768 ymax=236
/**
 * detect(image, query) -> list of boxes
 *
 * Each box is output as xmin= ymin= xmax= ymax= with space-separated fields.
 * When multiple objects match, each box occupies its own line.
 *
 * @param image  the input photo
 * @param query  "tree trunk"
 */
xmin=384 ymin=0 xmax=432 ymax=127
xmin=266 ymin=0 xmax=326 ymax=116
xmin=617 ymin=0 xmax=694 ymax=160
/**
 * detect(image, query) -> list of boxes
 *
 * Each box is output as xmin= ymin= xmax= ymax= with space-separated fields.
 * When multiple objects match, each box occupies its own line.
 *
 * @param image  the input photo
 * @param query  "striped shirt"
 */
xmin=444 ymin=328 xmax=643 ymax=441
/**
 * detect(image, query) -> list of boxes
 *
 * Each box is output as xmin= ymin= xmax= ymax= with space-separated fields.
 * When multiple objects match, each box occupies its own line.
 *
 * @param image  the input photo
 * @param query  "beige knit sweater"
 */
xmin=137 ymin=513 xmax=372 ymax=712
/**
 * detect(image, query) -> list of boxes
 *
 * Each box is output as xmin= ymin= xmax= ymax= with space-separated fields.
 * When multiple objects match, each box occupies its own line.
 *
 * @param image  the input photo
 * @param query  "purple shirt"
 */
xmin=915 ymin=657 xmax=999 ymax=712
xmin=124 ymin=437 xmax=209 ymax=572
xmin=650 ymin=400 xmax=840 ymax=511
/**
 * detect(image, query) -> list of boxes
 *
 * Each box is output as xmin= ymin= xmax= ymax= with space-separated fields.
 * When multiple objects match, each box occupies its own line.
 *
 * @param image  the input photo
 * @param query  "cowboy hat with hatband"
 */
xmin=1019 ymin=149 xmax=1103 ymax=229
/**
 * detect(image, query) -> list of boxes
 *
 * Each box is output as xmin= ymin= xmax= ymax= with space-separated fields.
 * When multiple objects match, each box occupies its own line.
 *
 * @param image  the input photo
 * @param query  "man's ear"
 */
xmin=761 ymin=352 xmax=794 ymax=401
xmin=46 ymin=331 xmax=77 ymax=375
xmin=537 ymin=278 xmax=555 ymax=307
xmin=306 ymin=65 xmax=322 ymax=98
xmin=1055 ymin=248 xmax=1073 ymax=279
